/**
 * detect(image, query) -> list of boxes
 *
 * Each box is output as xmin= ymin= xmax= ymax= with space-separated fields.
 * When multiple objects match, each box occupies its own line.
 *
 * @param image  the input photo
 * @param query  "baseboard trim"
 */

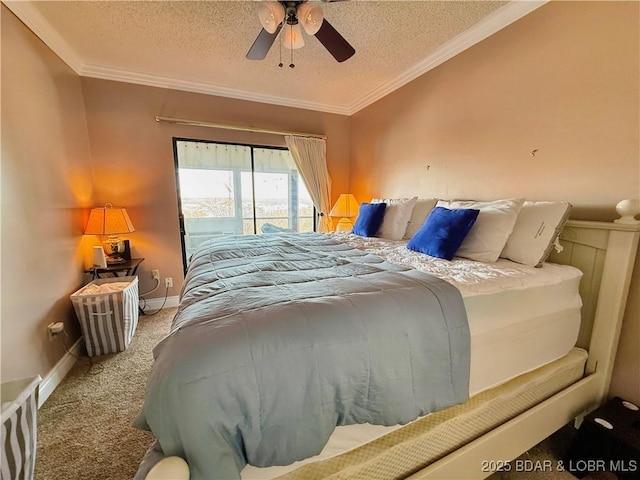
xmin=39 ymin=298 xmax=178 ymax=407
xmin=38 ymin=337 xmax=82 ymax=408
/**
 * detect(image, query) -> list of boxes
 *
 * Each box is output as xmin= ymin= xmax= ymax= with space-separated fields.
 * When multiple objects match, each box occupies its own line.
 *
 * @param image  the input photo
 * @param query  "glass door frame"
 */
xmin=172 ymin=137 xmax=315 ymax=275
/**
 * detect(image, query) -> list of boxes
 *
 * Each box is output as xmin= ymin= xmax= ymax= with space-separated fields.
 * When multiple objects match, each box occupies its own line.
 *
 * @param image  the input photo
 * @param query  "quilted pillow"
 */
xmin=407 ymin=207 xmax=480 ymax=260
xmin=404 ymin=198 xmax=439 ymax=239
xmin=352 ymin=203 xmax=387 ymax=237
xmin=371 ymin=197 xmax=418 ymax=240
xmin=501 ymin=201 xmax=572 ymax=267
xmin=436 ymin=198 xmax=524 ymax=262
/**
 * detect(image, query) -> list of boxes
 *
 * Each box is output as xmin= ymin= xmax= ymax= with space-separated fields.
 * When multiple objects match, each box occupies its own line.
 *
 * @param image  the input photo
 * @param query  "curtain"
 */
xmin=284 ymin=136 xmax=332 ymax=232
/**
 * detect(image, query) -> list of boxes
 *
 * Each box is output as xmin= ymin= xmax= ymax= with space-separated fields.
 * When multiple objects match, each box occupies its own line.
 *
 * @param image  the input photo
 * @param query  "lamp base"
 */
xmin=335 ymin=218 xmax=353 ymax=232
xmin=103 ymin=237 xmax=129 ymax=264
xmin=103 ymin=237 xmax=124 ymax=253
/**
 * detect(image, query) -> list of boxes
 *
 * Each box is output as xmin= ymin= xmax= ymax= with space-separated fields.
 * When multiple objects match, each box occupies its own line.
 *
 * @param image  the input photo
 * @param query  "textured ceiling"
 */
xmin=7 ymin=1 xmax=544 ymax=114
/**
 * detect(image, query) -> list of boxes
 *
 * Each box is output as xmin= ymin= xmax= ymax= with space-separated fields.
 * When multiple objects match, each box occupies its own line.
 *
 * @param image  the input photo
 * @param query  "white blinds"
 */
xmin=176 ymin=141 xmax=297 ymax=172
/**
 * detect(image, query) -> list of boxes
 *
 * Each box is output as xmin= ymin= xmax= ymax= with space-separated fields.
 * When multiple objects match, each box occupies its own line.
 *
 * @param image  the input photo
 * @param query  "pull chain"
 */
xmin=289 ymin=25 xmax=295 ymax=68
xmin=278 ymin=22 xmax=283 ymax=68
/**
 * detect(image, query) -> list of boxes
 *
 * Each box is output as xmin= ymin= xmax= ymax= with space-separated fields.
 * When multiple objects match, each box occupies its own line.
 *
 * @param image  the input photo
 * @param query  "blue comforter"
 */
xmin=134 ymin=233 xmax=470 ymax=479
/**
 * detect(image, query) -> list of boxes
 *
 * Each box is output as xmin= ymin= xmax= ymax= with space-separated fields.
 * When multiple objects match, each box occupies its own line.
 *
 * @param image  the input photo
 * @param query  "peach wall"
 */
xmin=80 ymin=78 xmax=351 ymax=297
xmin=350 ymin=2 xmax=638 ymax=217
xmin=1 ymin=6 xmax=94 ymax=381
xmin=350 ymin=2 xmax=639 ymax=403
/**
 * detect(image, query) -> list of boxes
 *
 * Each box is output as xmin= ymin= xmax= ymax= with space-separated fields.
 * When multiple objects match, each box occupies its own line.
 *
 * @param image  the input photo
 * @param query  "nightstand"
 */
xmin=86 ymin=258 xmax=145 ymax=279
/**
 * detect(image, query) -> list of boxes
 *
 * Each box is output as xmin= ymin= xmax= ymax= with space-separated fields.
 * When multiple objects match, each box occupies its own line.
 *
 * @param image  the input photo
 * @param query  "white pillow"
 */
xmin=404 ymin=198 xmax=439 ymax=239
xmin=501 ymin=201 xmax=572 ymax=267
xmin=437 ymin=198 xmax=525 ymax=262
xmin=371 ymin=197 xmax=418 ymax=240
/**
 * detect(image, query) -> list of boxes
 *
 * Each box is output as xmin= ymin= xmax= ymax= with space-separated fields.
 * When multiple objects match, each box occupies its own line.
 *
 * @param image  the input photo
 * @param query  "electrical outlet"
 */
xmin=152 ymin=269 xmax=160 ymax=281
xmin=165 ymin=277 xmax=173 ymax=288
xmin=47 ymin=322 xmax=64 ymax=341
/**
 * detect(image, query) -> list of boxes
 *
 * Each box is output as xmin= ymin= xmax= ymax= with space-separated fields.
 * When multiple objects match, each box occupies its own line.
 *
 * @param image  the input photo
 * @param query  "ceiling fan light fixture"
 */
xmin=246 ymin=0 xmax=355 ymax=63
xmin=297 ymin=3 xmax=324 ymax=35
xmin=282 ymin=23 xmax=305 ymax=50
xmin=257 ymin=1 xmax=285 ymax=34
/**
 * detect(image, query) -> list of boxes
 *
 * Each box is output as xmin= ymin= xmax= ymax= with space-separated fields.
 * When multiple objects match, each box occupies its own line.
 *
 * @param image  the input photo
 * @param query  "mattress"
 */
xmin=242 ymin=234 xmax=583 ymax=480
xmin=328 ymin=233 xmax=583 ymax=394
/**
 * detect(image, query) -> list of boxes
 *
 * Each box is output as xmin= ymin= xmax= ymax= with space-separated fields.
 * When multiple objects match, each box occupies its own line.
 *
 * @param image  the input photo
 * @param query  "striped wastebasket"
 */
xmin=71 ymin=276 xmax=139 ymax=357
xmin=1 ymin=376 xmax=41 ymax=480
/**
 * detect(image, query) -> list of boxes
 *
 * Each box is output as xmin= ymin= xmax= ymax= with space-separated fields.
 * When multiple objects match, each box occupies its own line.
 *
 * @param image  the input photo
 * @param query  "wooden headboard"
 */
xmin=414 ymin=200 xmax=639 ymax=479
xmin=548 ymin=204 xmax=640 ymax=402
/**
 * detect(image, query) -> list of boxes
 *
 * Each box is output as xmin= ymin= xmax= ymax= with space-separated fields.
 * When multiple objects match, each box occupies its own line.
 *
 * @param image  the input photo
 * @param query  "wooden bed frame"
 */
xmin=408 ymin=202 xmax=640 ymax=479
xmin=144 ymin=201 xmax=640 ymax=480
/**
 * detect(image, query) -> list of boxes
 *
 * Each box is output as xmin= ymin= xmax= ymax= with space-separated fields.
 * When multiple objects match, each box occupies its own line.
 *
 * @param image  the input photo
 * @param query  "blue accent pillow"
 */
xmin=352 ymin=202 xmax=387 ymax=237
xmin=407 ymin=207 xmax=480 ymax=260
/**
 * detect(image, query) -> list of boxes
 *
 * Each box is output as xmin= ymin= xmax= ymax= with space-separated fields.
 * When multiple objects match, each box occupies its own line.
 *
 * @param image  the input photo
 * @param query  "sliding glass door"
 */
xmin=174 ymin=139 xmax=314 ymax=269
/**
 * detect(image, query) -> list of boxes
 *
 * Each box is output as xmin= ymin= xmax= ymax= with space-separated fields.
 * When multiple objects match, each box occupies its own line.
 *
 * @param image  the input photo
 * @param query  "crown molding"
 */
xmin=5 ymin=0 xmax=547 ymax=117
xmin=348 ymin=0 xmax=549 ymax=115
xmin=2 ymin=0 xmax=83 ymax=73
xmin=79 ymin=64 xmax=352 ymax=116
xmin=3 ymin=0 xmax=347 ymax=114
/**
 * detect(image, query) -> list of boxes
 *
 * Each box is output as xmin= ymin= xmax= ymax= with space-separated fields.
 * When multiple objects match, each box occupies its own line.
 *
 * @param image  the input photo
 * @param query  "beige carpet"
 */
xmin=487 ymin=425 xmax=616 ymax=480
xmin=36 ymin=307 xmax=604 ymax=480
xmin=35 ymin=308 xmax=175 ymax=480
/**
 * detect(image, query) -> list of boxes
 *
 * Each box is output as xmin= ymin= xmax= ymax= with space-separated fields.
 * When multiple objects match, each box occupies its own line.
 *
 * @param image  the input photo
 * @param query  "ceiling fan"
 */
xmin=246 ymin=1 xmax=355 ymax=64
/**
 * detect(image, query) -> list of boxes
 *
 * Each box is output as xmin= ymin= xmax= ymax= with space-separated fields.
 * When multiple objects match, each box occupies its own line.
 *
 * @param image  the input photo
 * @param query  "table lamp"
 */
xmin=329 ymin=194 xmax=359 ymax=232
xmin=84 ymin=203 xmax=135 ymax=264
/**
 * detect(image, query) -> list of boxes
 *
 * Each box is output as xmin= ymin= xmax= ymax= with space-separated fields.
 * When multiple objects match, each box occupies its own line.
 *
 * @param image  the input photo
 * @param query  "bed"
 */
xmin=134 ymin=198 xmax=640 ymax=480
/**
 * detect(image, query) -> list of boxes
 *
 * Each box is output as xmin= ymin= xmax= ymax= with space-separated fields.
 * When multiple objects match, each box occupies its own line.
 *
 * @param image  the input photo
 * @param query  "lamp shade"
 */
xmin=329 ymin=194 xmax=359 ymax=218
xmin=330 ymin=194 xmax=359 ymax=232
xmin=84 ymin=203 xmax=135 ymax=235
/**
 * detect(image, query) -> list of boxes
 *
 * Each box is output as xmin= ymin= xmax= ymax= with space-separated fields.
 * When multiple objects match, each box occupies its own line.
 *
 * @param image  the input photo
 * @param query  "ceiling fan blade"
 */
xmin=246 ymin=25 xmax=282 ymax=60
xmin=314 ymin=19 xmax=355 ymax=63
